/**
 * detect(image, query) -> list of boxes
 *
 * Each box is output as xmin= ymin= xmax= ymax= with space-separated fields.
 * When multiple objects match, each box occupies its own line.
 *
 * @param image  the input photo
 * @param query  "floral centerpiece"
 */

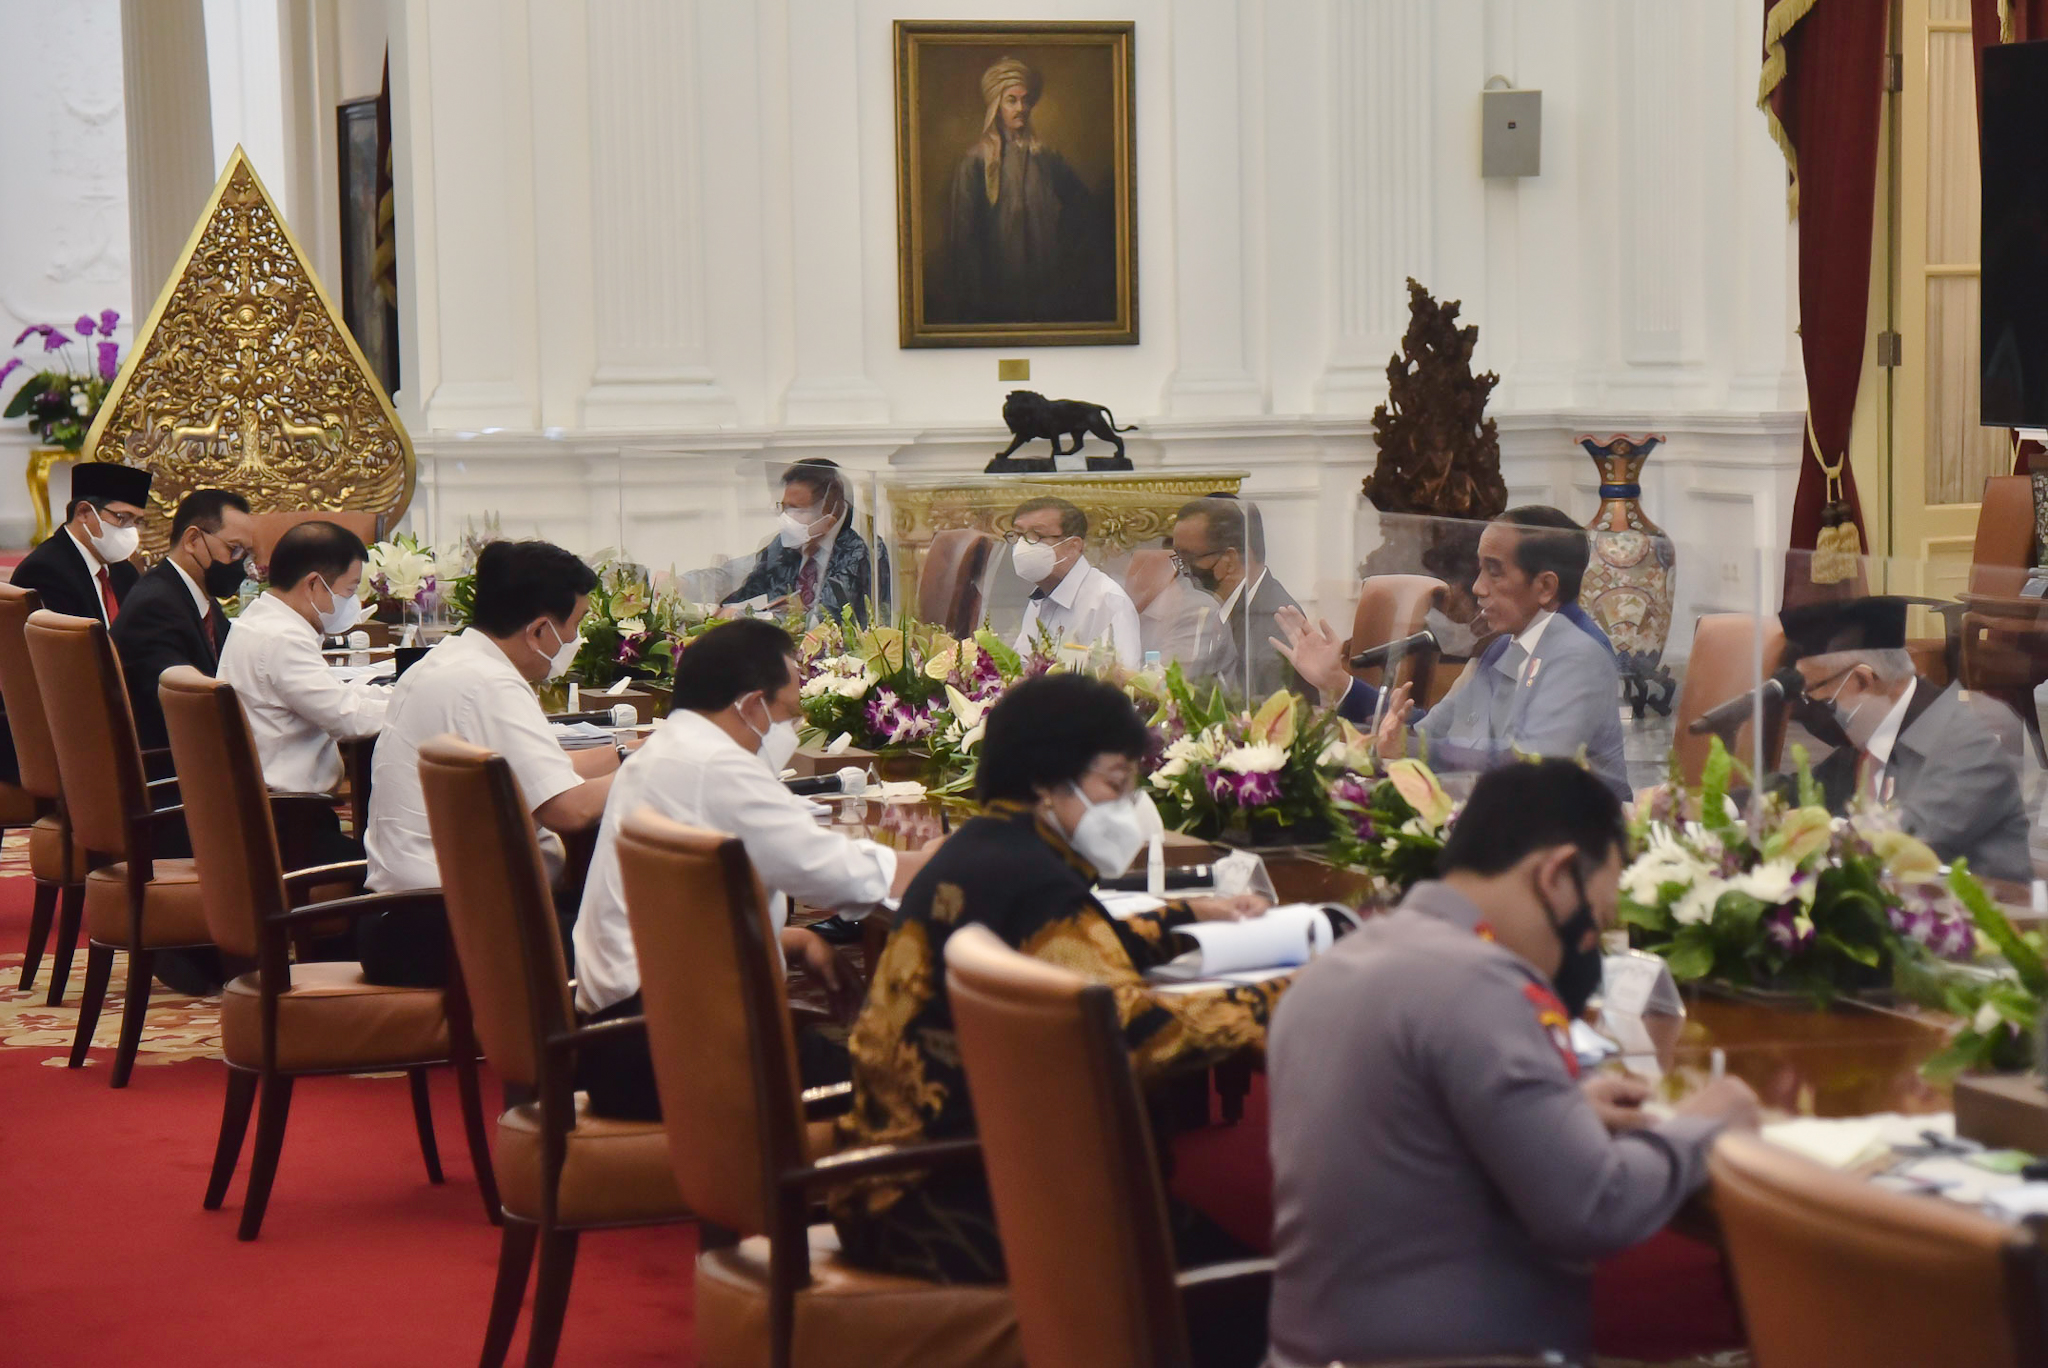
xmin=1326 ymin=758 xmax=1458 ymax=901
xmin=361 ymin=532 xmax=442 ymax=621
xmin=1145 ymin=667 xmax=1358 ymax=846
xmin=797 ymin=610 xmax=1014 ymax=758
xmin=565 ymin=558 xmax=715 ymax=690
xmin=1901 ymin=870 xmax=2048 ymax=1078
xmin=2 ymin=311 xmax=123 ymax=450
xmin=1620 ymin=740 xmax=1981 ymax=1006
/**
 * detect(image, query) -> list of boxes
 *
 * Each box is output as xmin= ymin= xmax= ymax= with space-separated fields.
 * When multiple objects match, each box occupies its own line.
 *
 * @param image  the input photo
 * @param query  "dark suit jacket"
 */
xmin=1223 ymin=570 xmax=1318 ymax=705
xmin=1808 ymin=681 xmax=2032 ymax=885
xmin=111 ymin=561 xmax=229 ymax=755
xmin=0 ymin=531 xmax=141 ymax=783
xmin=722 ymin=523 xmax=890 ymax=628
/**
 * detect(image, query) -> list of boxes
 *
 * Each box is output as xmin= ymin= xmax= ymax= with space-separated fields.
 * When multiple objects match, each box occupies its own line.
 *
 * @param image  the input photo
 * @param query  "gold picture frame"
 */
xmin=894 ymin=20 xmax=1137 ymax=348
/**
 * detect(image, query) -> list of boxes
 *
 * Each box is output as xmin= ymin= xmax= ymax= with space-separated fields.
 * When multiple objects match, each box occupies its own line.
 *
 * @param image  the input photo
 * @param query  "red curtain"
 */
xmin=1762 ymin=0 xmax=1890 ymax=554
xmin=1970 ymin=0 xmax=2048 ymax=473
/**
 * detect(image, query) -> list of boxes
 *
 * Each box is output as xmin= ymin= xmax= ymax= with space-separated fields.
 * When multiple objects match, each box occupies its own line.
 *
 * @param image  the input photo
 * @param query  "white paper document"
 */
xmin=1150 ymin=903 xmax=1332 ymax=980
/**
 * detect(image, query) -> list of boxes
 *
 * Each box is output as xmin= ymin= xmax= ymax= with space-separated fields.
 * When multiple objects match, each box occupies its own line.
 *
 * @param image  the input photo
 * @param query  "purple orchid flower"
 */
xmin=1763 ymin=907 xmax=1813 ymax=952
xmin=96 ymin=341 xmax=119 ymax=380
xmin=0 ymin=357 xmax=21 ymax=385
xmin=13 ymin=324 xmax=51 ymax=346
xmin=75 ymin=314 xmax=97 ymax=338
xmin=42 ymin=328 xmax=70 ymax=352
xmin=99 ymin=308 xmax=120 ymax=336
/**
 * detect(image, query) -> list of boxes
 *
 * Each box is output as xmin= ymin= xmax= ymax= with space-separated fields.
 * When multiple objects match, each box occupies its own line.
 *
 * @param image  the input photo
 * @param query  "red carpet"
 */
xmin=0 ymin=835 xmax=697 ymax=1368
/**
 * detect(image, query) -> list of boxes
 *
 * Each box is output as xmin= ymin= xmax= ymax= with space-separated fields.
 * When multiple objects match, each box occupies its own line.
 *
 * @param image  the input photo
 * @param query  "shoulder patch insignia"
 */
xmin=1522 ymin=980 xmax=1580 ymax=1078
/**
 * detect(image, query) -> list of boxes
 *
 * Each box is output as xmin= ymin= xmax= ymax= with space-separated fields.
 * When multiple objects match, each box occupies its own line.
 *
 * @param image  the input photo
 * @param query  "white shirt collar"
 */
xmin=1514 ymin=609 xmax=1556 ymax=657
xmin=1040 ymin=555 xmax=1091 ymax=608
xmin=168 ymin=556 xmax=212 ymax=619
xmin=248 ymin=589 xmax=320 ymax=640
xmin=64 ymin=524 xmax=107 ymax=574
xmin=1217 ymin=568 xmax=1267 ymax=624
xmin=1863 ymin=678 xmax=1916 ymax=769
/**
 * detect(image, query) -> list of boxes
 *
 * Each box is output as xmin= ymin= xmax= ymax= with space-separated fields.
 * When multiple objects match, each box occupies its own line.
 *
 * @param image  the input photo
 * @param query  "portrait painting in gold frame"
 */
xmin=894 ymin=20 xmax=1137 ymax=348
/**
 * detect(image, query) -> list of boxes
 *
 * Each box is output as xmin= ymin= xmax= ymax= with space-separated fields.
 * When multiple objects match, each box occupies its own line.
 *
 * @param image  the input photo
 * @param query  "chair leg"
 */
xmin=110 ymin=949 xmax=154 ymax=1089
xmin=67 ymin=944 xmax=114 ymax=1069
xmin=409 ymin=1067 xmax=445 ymax=1184
xmin=205 ymin=1068 xmax=259 ymax=1209
xmin=45 ymin=883 xmax=83 ymax=1006
xmin=521 ymin=1229 xmax=581 ymax=1368
xmin=478 ymin=1218 xmax=538 ymax=1368
xmin=453 ymin=1049 xmax=502 ymax=1225
xmin=18 ymin=880 xmax=56 ymax=992
xmin=237 ymin=1073 xmax=296 ymax=1241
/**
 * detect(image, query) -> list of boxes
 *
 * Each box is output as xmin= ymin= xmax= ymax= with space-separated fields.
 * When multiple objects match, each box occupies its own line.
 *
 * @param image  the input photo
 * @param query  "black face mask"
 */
xmin=1539 ymin=862 xmax=1603 ymax=1018
xmin=1183 ymin=553 xmax=1222 ymax=594
xmin=198 ymin=535 xmax=248 ymax=599
xmin=1788 ymin=691 xmax=1851 ymax=751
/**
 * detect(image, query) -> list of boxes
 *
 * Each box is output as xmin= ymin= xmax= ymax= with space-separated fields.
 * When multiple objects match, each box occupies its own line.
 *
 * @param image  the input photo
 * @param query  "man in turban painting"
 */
xmin=938 ymin=56 xmax=1115 ymax=325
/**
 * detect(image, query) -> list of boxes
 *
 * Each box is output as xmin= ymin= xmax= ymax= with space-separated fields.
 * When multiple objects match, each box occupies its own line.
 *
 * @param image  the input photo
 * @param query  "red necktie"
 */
xmin=96 ymin=567 xmax=119 ymax=623
xmin=205 ymin=601 xmax=227 ymax=654
xmin=796 ymin=558 xmax=820 ymax=610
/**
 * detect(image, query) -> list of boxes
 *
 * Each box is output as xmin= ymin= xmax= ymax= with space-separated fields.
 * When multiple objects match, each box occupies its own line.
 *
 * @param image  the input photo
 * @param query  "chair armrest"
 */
xmin=793 ymin=1135 xmax=981 ymax=1186
xmin=802 ymin=1081 xmax=854 ymax=1119
xmin=273 ymin=886 xmax=441 ymax=927
xmin=554 ymin=1015 xmax=648 ymax=1049
xmin=282 ymin=859 xmax=370 ymax=901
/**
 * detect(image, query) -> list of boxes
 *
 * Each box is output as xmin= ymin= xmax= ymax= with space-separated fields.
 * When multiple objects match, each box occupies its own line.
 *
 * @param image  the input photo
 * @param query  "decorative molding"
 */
xmin=581 ymin=0 xmax=735 ymax=429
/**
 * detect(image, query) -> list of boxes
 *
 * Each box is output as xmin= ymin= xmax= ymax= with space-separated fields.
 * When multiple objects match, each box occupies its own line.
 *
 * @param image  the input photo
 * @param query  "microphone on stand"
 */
xmin=1686 ymin=666 xmax=1806 ymax=735
xmin=1348 ymin=629 xmax=1438 ymax=671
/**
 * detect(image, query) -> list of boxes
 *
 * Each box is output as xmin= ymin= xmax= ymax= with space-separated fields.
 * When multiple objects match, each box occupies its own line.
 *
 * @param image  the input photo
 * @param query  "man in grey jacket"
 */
xmin=1267 ymin=761 xmax=1760 ymax=1366
xmin=1782 ymin=596 xmax=2032 ymax=885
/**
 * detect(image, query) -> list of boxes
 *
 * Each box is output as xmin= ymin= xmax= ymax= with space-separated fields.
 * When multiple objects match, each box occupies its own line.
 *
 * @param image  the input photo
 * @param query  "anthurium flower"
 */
xmin=1247 ymin=690 xmax=1298 ymax=747
xmin=1384 ymin=758 xmax=1454 ymax=827
xmin=1764 ymin=805 xmax=1834 ymax=866
xmin=1869 ymin=829 xmax=1941 ymax=883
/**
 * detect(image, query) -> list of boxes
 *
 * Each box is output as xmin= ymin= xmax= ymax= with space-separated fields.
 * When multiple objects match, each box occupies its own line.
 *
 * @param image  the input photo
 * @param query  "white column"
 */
xmin=1162 ymin=0 xmax=1264 ymax=417
xmin=1315 ymin=0 xmax=1434 ymax=412
xmin=778 ymin=0 xmax=888 ymax=426
xmin=578 ymin=0 xmax=736 ymax=429
xmin=121 ymin=0 xmax=215 ymax=316
xmin=201 ymin=0 xmax=291 ymax=214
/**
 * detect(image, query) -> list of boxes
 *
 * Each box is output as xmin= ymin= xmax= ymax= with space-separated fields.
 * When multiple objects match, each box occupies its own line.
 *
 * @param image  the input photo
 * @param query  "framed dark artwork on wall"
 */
xmin=336 ymin=94 xmax=401 ymax=396
xmin=894 ymin=20 xmax=1137 ymax=348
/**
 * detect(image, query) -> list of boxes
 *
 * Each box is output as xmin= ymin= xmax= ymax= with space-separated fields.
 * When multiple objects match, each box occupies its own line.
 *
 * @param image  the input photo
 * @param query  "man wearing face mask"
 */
xmin=358 ymin=539 xmax=620 ymax=987
xmin=1266 ymin=760 xmax=1760 ymax=1367
xmin=112 ymin=488 xmax=255 ymax=757
xmin=1170 ymin=494 xmax=1315 ymax=701
xmin=1007 ymin=496 xmax=1141 ymax=666
xmin=1780 ymin=596 xmax=2031 ymax=885
xmin=718 ymin=458 xmax=888 ymax=627
xmin=572 ymin=619 xmax=923 ymax=1120
xmin=215 ymin=521 xmax=387 ymax=866
xmin=2 ymin=461 xmax=152 ymax=782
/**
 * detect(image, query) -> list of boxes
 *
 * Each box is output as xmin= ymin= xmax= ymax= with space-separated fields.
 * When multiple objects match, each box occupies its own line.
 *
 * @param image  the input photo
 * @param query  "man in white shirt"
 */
xmin=576 ymin=618 xmax=924 ymax=1119
xmin=1008 ymin=496 xmax=1142 ymax=667
xmin=359 ymin=539 xmax=620 ymax=986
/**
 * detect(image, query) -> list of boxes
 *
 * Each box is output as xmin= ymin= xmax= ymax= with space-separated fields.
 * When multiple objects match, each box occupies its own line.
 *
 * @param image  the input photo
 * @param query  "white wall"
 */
xmin=1 ymin=0 xmax=1807 ymax=655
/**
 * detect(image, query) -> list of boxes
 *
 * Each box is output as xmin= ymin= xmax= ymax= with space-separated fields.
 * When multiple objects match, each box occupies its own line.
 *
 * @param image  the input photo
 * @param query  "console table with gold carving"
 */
xmin=875 ymin=469 xmax=1246 ymax=592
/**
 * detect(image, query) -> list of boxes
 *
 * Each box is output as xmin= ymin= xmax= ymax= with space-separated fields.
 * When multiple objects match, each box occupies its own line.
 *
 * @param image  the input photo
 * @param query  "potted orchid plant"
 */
xmin=2 ymin=310 xmax=124 ymax=451
xmin=1143 ymin=667 xmax=1353 ymax=847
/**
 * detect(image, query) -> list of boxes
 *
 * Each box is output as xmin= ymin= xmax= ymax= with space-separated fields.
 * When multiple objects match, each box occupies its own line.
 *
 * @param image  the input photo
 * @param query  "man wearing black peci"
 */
xmin=111 ymin=488 xmax=255 ymax=758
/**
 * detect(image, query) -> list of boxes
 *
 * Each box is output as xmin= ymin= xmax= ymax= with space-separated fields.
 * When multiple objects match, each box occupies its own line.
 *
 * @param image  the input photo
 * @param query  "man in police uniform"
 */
xmin=1266 ymin=760 xmax=1760 ymax=1365
xmin=1780 ymin=595 xmax=2031 ymax=885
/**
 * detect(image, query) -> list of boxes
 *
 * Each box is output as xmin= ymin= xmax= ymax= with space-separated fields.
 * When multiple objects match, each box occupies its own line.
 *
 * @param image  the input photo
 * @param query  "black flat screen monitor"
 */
xmin=1982 ymin=40 xmax=2048 ymax=430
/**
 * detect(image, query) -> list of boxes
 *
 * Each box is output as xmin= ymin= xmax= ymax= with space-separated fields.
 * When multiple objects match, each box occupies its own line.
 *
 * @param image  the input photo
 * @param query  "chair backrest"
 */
xmin=1345 ymin=573 xmax=1447 ymax=694
xmin=0 ymin=585 xmax=62 ymax=800
xmin=25 ymin=609 xmax=148 ymax=858
xmin=615 ymin=807 xmax=805 ymax=1239
xmin=157 ymin=669 xmax=288 ymax=958
xmin=251 ymin=510 xmax=383 ymax=569
xmin=1124 ymin=548 xmax=1177 ymax=614
xmin=918 ymin=528 xmax=997 ymax=637
xmin=1669 ymin=614 xmax=1787 ymax=789
xmin=417 ymin=735 xmax=573 ymax=1090
xmin=945 ymin=924 xmax=1187 ymax=1368
xmin=1971 ymin=474 xmax=2035 ymax=598
xmin=1711 ymin=1129 xmax=2048 ymax=1368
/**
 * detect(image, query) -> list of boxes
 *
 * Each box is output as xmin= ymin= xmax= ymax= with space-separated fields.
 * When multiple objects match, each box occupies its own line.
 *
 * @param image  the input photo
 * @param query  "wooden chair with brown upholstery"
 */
xmin=0 ymin=584 xmax=87 ymax=1001
xmin=917 ymin=528 xmax=998 ymax=638
xmin=615 ymin=808 xmax=1021 ymax=1368
xmin=416 ymin=737 xmax=686 ymax=1368
xmin=943 ymin=924 xmax=1267 ymax=1368
xmin=25 ymin=609 xmax=219 ymax=1087
xmin=1342 ymin=573 xmax=1448 ymax=701
xmin=1668 ymin=614 xmax=1788 ymax=790
xmin=157 ymin=667 xmax=496 ymax=1239
xmin=250 ymin=509 xmax=383 ymax=569
xmin=1710 ymin=1129 xmax=2048 ymax=1368
xmin=1960 ymin=472 xmax=2048 ymax=761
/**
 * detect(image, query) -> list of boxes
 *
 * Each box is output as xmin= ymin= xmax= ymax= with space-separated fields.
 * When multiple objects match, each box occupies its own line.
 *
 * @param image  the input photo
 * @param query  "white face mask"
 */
xmin=1011 ymin=537 xmax=1063 ymax=583
xmin=1063 ymin=781 xmax=1149 ymax=877
xmin=539 ymin=620 xmax=582 ymax=679
xmin=779 ymin=509 xmax=823 ymax=550
xmin=742 ymin=693 xmax=801 ymax=772
xmin=83 ymin=508 xmax=139 ymax=563
xmin=312 ymin=576 xmax=364 ymax=637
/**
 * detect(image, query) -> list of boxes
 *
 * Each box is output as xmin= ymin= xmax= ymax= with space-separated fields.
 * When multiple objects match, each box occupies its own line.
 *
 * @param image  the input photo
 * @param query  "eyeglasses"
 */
xmin=202 ymin=528 xmax=253 ymax=562
xmin=1081 ymin=759 xmax=1139 ymax=799
xmin=89 ymin=506 xmax=142 ymax=529
xmin=1001 ymin=529 xmax=1074 ymax=547
xmin=1169 ymin=548 xmax=1222 ymax=576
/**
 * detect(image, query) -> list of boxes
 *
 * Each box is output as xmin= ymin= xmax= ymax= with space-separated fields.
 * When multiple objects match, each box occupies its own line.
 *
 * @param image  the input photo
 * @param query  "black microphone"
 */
xmin=785 ymin=773 xmax=859 ymax=797
xmin=1348 ymin=629 xmax=1438 ymax=670
xmin=1686 ymin=666 xmax=1805 ymax=735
